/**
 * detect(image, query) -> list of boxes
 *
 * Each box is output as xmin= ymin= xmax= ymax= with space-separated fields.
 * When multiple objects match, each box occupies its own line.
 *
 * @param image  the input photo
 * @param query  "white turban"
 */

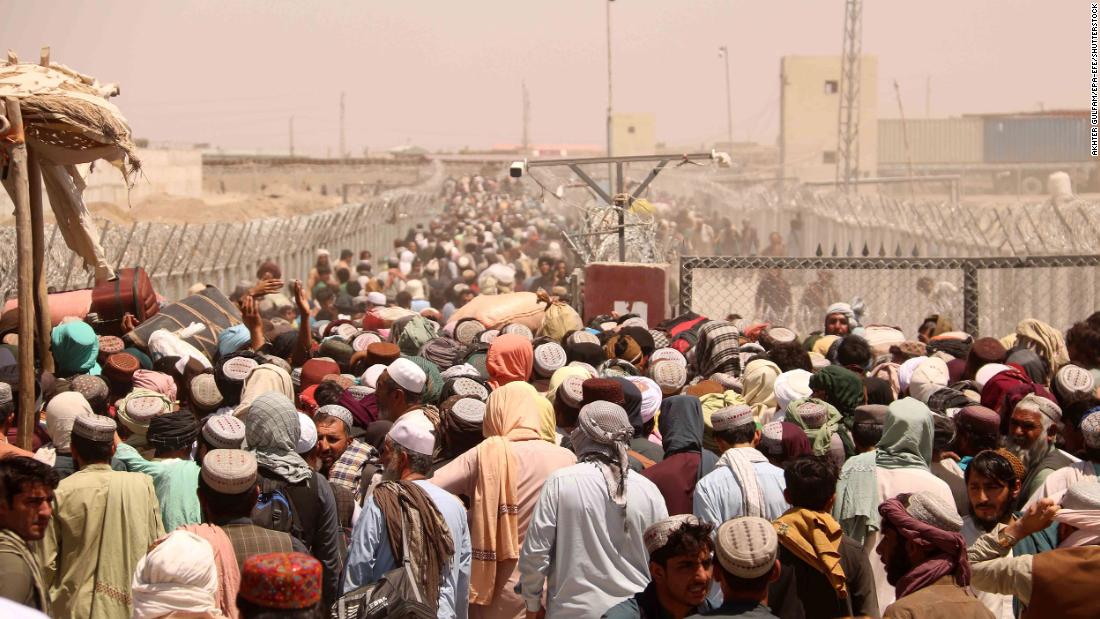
xmin=898 ymin=356 xmax=928 ymax=393
xmin=130 ymin=531 xmax=219 ymax=619
xmin=773 ymin=369 xmax=813 ymax=416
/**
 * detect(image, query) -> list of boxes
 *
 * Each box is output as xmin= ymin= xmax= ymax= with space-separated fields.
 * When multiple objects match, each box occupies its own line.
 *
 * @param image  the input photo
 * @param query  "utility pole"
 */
xmin=289 ymin=116 xmax=295 ymax=157
xmin=835 ymin=0 xmax=863 ymax=190
xmin=719 ymin=46 xmax=733 ymax=150
xmin=339 ymin=91 xmax=346 ymax=161
xmin=522 ymin=81 xmax=530 ymax=155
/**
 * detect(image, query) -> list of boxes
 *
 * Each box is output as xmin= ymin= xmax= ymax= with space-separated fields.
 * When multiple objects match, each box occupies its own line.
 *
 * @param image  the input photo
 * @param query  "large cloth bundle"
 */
xmin=125 ymin=287 xmax=240 ymax=361
xmin=0 ymin=267 xmax=157 ymax=333
xmin=446 ymin=291 xmax=546 ymax=332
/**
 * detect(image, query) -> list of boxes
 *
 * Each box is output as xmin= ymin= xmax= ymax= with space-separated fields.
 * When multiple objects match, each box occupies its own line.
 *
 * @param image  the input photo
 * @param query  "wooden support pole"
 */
xmin=27 ymin=146 xmax=53 ymax=372
xmin=1 ymin=99 xmax=38 ymax=450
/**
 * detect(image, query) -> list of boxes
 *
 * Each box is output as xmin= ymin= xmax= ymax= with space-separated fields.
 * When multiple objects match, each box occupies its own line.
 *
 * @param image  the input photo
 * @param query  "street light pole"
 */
xmin=719 ymin=45 xmax=733 ymax=151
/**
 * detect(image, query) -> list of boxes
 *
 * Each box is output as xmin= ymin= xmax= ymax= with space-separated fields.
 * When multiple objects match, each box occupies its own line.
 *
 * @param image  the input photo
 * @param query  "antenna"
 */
xmin=835 ymin=0 xmax=863 ymax=190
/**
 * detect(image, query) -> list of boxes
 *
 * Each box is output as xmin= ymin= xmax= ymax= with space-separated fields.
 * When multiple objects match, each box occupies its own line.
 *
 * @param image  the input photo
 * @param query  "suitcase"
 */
xmin=124 ymin=286 xmax=241 ymax=361
xmin=89 ymin=267 xmax=159 ymax=335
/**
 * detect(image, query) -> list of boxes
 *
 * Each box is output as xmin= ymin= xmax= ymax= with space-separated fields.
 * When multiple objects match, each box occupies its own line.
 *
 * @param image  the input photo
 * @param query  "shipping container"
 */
xmin=983 ymin=116 xmax=1091 ymax=163
xmin=877 ymin=118 xmax=984 ymax=165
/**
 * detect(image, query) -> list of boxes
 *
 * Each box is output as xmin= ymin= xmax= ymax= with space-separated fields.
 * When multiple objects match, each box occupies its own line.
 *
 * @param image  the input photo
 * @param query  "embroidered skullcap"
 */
xmin=650 ymin=347 xmax=687 ymax=367
xmin=104 ymin=352 xmax=140 ymax=384
xmin=202 ymin=415 xmax=246 ymax=449
xmin=387 ymin=358 xmax=426 ymax=394
xmin=649 ymin=330 xmax=670 ymax=349
xmin=317 ymin=405 xmax=354 ymax=430
xmin=352 ymin=331 xmax=382 ymax=352
xmin=759 ymin=421 xmax=784 ymax=455
xmin=853 ymin=404 xmax=888 ymax=426
xmin=956 ymin=405 xmax=1000 ymax=435
xmin=501 ymin=323 xmax=533 ymax=340
xmin=296 ymin=413 xmax=317 ymax=454
xmin=712 ymin=404 xmax=754 ymax=431
xmin=567 ymin=330 xmax=601 ymax=347
xmin=795 ymin=400 xmax=828 ymax=429
xmin=454 ymin=319 xmax=486 ymax=346
xmin=0 ymin=382 xmax=10 ymax=409
xmin=72 ymin=414 xmax=116 ymax=443
xmin=221 ymin=356 xmax=259 ymax=382
xmin=767 ymin=327 xmax=797 ymax=344
xmin=534 ymin=342 xmax=568 ymax=378
xmin=568 ymin=361 xmax=599 ymax=378
xmin=715 ymin=517 xmax=778 ymax=579
xmin=97 ymin=335 xmax=124 ymax=357
xmin=649 ymin=360 xmax=687 ymax=395
xmin=389 ymin=415 xmax=435 ymax=456
xmin=366 ymin=291 xmax=387 ymax=307
xmin=71 ymin=374 xmax=108 ymax=406
xmin=479 ymin=329 xmax=500 ymax=345
xmin=905 ymin=490 xmax=963 ymax=532
xmin=644 ymin=514 xmax=705 ymax=554
xmin=1061 ymin=481 xmax=1100 ymax=510
xmin=201 ymin=449 xmax=257 ymax=494
xmin=1055 ymin=365 xmax=1094 ymax=403
xmin=1015 ymin=393 xmax=1062 ymax=424
xmin=582 ymin=378 xmax=625 ymax=406
xmin=620 ymin=317 xmax=647 ymax=330
xmin=1081 ymin=413 xmax=1100 ymax=449
xmin=333 ymin=323 xmax=358 ymax=342
xmin=556 ymin=375 xmax=586 ymax=409
xmin=451 ymin=398 xmax=486 ymax=424
xmin=126 ymin=393 xmax=170 ymax=423
xmin=446 ymin=377 xmax=489 ymax=401
xmin=239 ymin=552 xmax=322 ymax=610
xmin=989 ymin=448 xmax=1027 ymax=482
xmin=190 ymin=374 xmax=224 ymax=411
xmin=322 ymin=373 xmax=354 ymax=391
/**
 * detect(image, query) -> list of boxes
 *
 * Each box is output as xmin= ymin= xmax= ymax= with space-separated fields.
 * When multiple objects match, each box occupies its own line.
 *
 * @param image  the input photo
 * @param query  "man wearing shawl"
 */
xmin=1006 ymin=394 xmax=1071 ymax=507
xmin=0 ymin=457 xmax=58 ymax=613
xmin=519 ymin=401 xmax=668 ymax=618
xmin=742 ymin=359 xmax=780 ymax=423
xmin=968 ymin=484 xmax=1100 ymax=619
xmin=773 ymin=456 xmax=878 ymax=619
xmin=824 ymin=303 xmax=856 ymax=336
xmin=112 ymin=410 xmax=202 ymax=532
xmin=433 ymin=381 xmax=575 ymax=619
xmin=832 ymin=398 xmax=955 ymax=612
xmin=876 ymin=492 xmax=991 ymax=618
xmin=641 ymin=396 xmax=719 ymax=516
xmin=244 ymin=392 xmax=344 ymax=607
xmin=694 ymin=322 xmax=741 ymax=379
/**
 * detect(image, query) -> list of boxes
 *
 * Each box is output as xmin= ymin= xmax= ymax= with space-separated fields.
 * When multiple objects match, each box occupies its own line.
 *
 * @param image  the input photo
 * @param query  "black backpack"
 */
xmin=331 ymin=523 xmax=435 ymax=619
xmin=251 ymin=476 xmax=305 ymax=543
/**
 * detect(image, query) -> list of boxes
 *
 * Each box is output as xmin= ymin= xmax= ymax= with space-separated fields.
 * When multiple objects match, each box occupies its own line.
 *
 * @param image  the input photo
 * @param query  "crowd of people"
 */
xmin=0 ymin=177 xmax=1098 ymax=619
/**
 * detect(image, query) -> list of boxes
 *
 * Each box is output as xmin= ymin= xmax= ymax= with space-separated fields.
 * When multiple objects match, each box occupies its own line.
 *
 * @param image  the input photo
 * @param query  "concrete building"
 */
xmin=780 ymin=55 xmax=878 ymax=183
xmin=611 ymin=112 xmax=656 ymax=156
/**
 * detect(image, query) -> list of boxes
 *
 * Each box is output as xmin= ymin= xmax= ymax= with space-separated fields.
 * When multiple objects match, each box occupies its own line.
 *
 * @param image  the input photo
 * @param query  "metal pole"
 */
xmin=606 ymin=0 xmax=614 ymax=186
xmin=616 ymin=161 xmax=625 ymax=262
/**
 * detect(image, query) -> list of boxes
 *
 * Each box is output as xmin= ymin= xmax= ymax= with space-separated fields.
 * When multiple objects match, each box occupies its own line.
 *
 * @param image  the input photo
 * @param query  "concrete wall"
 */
xmin=0 ymin=148 xmax=202 ymax=210
xmin=780 ymin=55 xmax=877 ymax=183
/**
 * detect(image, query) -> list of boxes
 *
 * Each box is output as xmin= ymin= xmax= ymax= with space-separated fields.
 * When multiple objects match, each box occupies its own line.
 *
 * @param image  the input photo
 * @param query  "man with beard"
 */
xmin=314 ymin=404 xmax=374 ymax=502
xmin=1026 ymin=410 xmax=1100 ymax=506
xmin=875 ymin=491 xmax=992 ymax=618
xmin=603 ymin=515 xmax=715 ymax=619
xmin=343 ymin=415 xmax=472 ymax=618
xmin=1006 ymin=394 xmax=1071 ymax=507
xmin=961 ymin=449 xmax=1028 ymax=619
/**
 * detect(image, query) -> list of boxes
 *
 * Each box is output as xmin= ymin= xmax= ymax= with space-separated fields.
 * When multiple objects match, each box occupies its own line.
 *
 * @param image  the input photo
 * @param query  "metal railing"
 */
xmin=680 ymin=254 xmax=1100 ymax=338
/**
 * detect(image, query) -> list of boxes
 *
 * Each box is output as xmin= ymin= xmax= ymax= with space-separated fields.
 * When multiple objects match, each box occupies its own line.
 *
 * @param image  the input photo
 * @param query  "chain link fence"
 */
xmin=680 ymin=255 xmax=1100 ymax=338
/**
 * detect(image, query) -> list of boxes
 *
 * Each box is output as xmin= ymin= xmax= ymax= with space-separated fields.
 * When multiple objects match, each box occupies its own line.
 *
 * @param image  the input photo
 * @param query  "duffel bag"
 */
xmin=125 ymin=286 xmax=240 ymax=361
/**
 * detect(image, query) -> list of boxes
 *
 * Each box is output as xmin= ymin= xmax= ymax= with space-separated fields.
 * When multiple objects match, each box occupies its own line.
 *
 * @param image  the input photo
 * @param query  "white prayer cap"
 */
xmin=317 ymin=405 xmax=354 ymax=430
xmin=712 ymin=404 xmax=754 ymax=432
xmin=387 ymin=358 xmax=426 ymax=394
xmin=389 ymin=415 xmax=435 ymax=456
xmin=898 ymin=356 xmax=928 ymax=393
xmin=1081 ymin=412 xmax=1100 ymax=449
xmin=1014 ymin=393 xmax=1062 ymax=424
xmin=366 ymin=292 xmax=387 ymax=307
xmin=296 ymin=413 xmax=317 ymax=454
xmin=715 ymin=517 xmax=778 ymax=579
xmin=201 ymin=449 xmax=257 ymax=495
xmin=974 ymin=363 xmax=1012 ymax=390
xmin=644 ymin=514 xmax=705 ymax=555
xmin=361 ymin=364 xmax=387 ymax=391
xmin=906 ymin=491 xmax=963 ymax=532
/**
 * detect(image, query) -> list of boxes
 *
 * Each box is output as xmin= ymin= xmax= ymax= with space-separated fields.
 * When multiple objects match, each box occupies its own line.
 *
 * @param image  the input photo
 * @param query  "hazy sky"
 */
xmin=1 ymin=1 xmax=1083 ymax=155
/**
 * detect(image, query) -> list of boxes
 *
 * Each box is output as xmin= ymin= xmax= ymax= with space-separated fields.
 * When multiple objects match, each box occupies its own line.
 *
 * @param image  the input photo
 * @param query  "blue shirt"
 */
xmin=343 ymin=480 xmax=471 ymax=619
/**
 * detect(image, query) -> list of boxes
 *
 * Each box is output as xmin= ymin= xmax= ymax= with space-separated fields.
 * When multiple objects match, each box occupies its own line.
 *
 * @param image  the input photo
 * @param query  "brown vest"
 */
xmin=1023 ymin=546 xmax=1100 ymax=619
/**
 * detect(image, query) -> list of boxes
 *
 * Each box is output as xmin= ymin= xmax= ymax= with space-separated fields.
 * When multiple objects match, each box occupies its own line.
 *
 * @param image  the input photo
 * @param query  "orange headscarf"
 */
xmin=486 ymin=333 xmax=533 ymax=389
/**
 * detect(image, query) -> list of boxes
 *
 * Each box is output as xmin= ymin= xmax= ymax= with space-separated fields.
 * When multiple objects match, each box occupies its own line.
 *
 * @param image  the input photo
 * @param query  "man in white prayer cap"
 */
xmin=1007 ymin=393 xmax=1070 ymax=506
xmin=343 ymin=415 xmax=472 ymax=619
xmin=376 ymin=358 xmax=429 ymax=424
xmin=519 ymin=401 xmax=668 ymax=618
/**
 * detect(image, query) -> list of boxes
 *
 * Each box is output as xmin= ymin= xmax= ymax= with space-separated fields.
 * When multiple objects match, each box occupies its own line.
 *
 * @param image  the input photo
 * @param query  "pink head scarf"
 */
xmin=132 ymin=370 xmax=178 ymax=402
xmin=486 ymin=334 xmax=533 ymax=389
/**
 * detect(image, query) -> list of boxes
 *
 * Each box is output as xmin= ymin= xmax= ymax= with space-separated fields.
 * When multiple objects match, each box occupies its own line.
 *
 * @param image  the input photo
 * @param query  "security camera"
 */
xmin=509 ymin=160 xmax=526 ymax=178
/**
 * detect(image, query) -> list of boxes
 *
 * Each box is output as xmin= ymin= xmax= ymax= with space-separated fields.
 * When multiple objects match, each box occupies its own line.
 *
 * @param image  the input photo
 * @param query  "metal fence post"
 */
xmin=962 ymin=262 xmax=979 ymax=336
